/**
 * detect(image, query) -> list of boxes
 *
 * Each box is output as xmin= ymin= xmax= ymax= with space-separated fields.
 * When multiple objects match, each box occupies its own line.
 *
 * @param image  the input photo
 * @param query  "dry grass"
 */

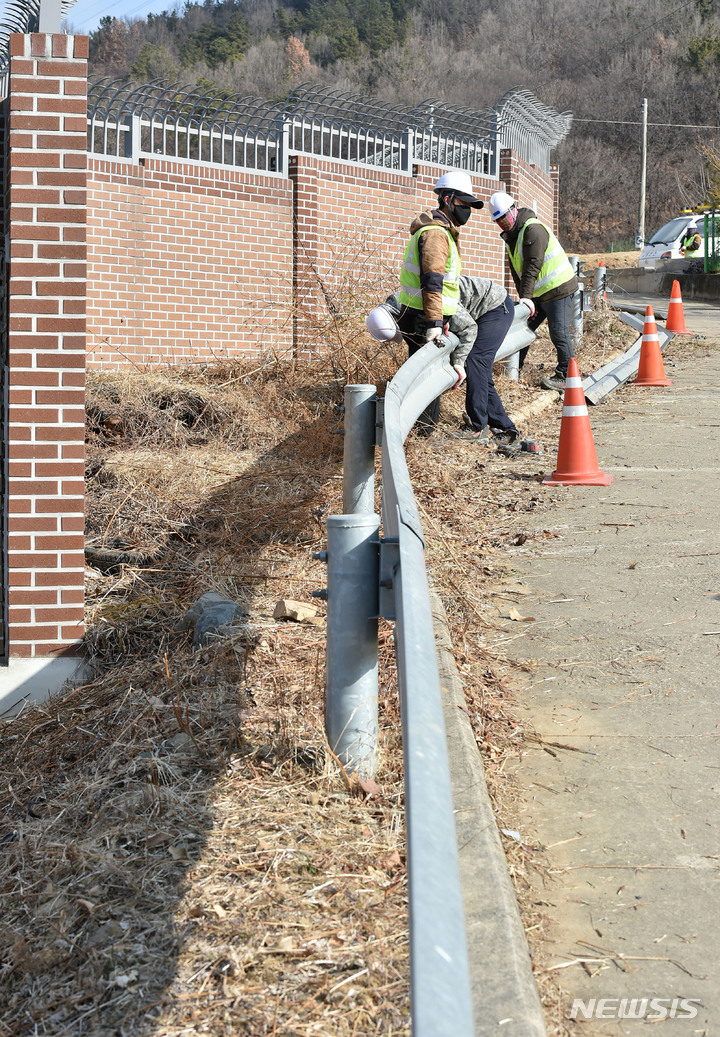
xmin=0 ymin=305 xmax=637 ymax=1036
xmin=579 ymin=250 xmax=642 ymax=270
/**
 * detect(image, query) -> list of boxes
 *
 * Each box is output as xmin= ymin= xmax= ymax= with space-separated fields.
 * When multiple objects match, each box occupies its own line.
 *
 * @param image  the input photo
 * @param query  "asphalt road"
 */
xmin=496 ymin=294 xmax=720 ymax=1033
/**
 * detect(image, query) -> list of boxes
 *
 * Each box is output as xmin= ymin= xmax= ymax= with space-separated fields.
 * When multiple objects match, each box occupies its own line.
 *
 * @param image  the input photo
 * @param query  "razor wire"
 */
xmin=85 ymin=79 xmax=570 ymax=177
xmin=87 ymin=77 xmax=283 ymax=170
xmin=496 ymin=87 xmax=573 ymax=172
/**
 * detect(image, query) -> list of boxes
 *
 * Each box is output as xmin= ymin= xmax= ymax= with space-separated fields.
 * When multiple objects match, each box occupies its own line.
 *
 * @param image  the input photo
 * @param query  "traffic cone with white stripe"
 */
xmin=665 ymin=279 xmax=692 ymax=335
xmin=543 ymin=359 xmax=613 ymax=486
xmin=635 ymin=306 xmax=671 ymax=386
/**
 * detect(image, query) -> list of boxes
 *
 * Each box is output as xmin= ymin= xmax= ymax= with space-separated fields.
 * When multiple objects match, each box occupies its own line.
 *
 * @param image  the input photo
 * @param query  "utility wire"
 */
xmin=66 ymin=0 xmax=175 ymax=30
xmin=573 ymin=119 xmax=720 ymax=130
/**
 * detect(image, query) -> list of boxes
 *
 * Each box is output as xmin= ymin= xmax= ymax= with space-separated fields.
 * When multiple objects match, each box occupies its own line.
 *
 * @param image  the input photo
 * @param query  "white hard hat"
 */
xmin=488 ymin=191 xmax=517 ymax=221
xmin=366 ymin=304 xmax=399 ymax=341
xmin=434 ymin=170 xmax=484 ymax=208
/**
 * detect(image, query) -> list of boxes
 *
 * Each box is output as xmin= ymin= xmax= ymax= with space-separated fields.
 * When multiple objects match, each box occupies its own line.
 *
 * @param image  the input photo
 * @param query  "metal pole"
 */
xmin=593 ymin=263 xmax=606 ymax=304
xmin=502 ymin=350 xmax=519 ymax=381
xmin=343 ymin=384 xmax=376 ymax=515
xmin=637 ymin=98 xmax=648 ymax=248
xmin=569 ymin=255 xmax=583 ymax=349
xmin=325 ymin=514 xmax=380 ymax=778
xmin=39 ymin=0 xmax=62 ymax=31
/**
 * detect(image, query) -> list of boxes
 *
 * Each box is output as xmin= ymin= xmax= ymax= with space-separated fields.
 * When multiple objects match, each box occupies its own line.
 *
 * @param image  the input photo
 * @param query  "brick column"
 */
xmin=289 ymin=154 xmax=320 ymax=359
xmin=550 ymin=163 xmax=560 ymax=235
xmin=4 ymin=32 xmax=87 ymax=677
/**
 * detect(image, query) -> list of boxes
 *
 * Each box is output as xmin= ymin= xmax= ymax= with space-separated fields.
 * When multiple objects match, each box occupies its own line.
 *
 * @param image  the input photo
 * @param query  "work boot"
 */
xmin=455 ymin=424 xmax=492 ymax=443
xmin=493 ymin=427 xmax=520 ymax=445
xmin=539 ymin=373 xmax=566 ymax=392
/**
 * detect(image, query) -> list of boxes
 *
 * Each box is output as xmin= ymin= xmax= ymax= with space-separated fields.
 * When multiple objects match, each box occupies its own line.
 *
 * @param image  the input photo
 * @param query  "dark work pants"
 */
xmin=399 ymin=308 xmax=440 ymax=435
xmin=465 ymin=302 xmax=517 ymax=432
xmin=519 ymin=292 xmax=575 ymax=377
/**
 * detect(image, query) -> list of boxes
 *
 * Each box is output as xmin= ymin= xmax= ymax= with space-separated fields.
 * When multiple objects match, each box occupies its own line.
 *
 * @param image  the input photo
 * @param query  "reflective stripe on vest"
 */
xmin=509 ymin=218 xmax=575 ymax=296
xmin=398 ymin=225 xmax=460 ymax=313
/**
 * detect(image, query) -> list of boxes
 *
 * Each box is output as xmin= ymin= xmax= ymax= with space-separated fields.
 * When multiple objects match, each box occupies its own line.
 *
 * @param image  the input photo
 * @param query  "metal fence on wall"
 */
xmin=87 ymin=78 xmax=285 ymax=172
xmin=84 ymin=79 xmax=570 ymax=180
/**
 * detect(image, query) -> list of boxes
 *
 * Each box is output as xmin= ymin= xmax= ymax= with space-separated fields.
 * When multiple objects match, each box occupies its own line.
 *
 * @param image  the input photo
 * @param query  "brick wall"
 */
xmin=5 ymin=32 xmax=87 ymax=660
xmin=87 ymin=158 xmax=294 ymax=369
xmin=84 ymin=153 xmax=558 ymax=371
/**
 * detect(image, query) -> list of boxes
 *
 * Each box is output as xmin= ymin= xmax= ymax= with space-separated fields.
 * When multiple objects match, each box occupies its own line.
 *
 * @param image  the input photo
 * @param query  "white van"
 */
xmin=638 ymin=214 xmax=720 ymax=267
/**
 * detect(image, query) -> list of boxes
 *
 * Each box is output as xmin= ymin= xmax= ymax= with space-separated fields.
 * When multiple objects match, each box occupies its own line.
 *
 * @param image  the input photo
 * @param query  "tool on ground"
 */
xmin=495 ymin=438 xmax=541 ymax=457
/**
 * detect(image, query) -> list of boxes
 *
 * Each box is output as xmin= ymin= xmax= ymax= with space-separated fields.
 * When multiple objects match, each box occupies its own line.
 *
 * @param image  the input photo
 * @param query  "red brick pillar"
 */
xmin=550 ymin=163 xmax=560 ymax=235
xmin=289 ymin=154 xmax=320 ymax=359
xmin=497 ymin=149 xmax=518 ymax=295
xmin=3 ymin=32 xmax=87 ymax=685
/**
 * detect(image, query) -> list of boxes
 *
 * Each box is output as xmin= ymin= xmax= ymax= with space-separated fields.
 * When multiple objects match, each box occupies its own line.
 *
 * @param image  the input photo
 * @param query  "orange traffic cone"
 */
xmin=635 ymin=306 xmax=671 ymax=386
xmin=665 ymin=279 xmax=692 ymax=335
xmin=543 ymin=359 xmax=613 ymax=486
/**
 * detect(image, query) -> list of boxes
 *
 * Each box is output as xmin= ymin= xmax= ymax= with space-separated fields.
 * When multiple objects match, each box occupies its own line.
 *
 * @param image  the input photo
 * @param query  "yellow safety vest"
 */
xmin=683 ymin=233 xmax=701 ymax=254
xmin=398 ymin=225 xmax=460 ymax=314
xmin=509 ymin=218 xmax=575 ymax=297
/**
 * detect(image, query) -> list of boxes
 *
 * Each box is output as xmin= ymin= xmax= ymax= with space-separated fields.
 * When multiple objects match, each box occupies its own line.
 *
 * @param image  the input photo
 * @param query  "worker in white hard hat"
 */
xmin=488 ymin=190 xmax=578 ymax=392
xmin=681 ymin=218 xmax=702 ymax=256
xmin=396 ymin=170 xmax=484 ymax=434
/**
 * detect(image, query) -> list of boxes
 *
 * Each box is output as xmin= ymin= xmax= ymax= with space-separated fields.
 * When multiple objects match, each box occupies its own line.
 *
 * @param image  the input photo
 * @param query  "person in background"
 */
xmin=488 ymin=191 xmax=578 ymax=392
xmin=396 ymin=169 xmax=484 ymax=434
xmin=681 ymin=219 xmax=702 ymax=257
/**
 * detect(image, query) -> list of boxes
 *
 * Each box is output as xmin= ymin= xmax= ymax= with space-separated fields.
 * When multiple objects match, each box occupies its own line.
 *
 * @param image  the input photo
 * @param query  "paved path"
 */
xmin=498 ymin=296 xmax=720 ymax=1032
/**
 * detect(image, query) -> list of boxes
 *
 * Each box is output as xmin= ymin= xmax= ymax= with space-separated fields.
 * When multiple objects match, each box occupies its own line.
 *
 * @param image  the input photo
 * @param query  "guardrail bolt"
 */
xmin=312 ymin=551 xmax=328 ymax=562
xmin=312 ymin=588 xmax=328 ymax=600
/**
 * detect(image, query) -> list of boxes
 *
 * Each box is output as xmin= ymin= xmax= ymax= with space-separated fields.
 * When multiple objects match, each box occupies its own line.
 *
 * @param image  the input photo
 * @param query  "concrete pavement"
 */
xmin=497 ymin=297 xmax=720 ymax=1031
xmin=438 ymin=292 xmax=720 ymax=1033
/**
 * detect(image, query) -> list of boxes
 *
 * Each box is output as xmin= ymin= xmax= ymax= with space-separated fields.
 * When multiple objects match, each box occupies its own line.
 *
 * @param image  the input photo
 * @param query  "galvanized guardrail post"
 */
xmin=342 ymin=384 xmax=377 ymax=514
xmin=324 ymin=513 xmax=380 ymax=778
xmin=502 ymin=349 xmax=520 ymax=380
xmin=321 ymin=384 xmax=380 ymax=778
xmin=569 ymin=255 xmax=584 ymax=349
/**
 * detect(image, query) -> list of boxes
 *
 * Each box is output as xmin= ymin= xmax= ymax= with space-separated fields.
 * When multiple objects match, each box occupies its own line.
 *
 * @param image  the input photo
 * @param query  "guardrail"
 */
xmin=317 ymin=307 xmax=534 ymax=1034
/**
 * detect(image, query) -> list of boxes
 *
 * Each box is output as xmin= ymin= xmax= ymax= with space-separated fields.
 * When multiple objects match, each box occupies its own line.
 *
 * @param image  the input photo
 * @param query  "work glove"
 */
xmin=424 ymin=326 xmax=443 ymax=344
xmin=452 ymin=364 xmax=466 ymax=388
xmin=519 ymin=297 xmax=536 ymax=318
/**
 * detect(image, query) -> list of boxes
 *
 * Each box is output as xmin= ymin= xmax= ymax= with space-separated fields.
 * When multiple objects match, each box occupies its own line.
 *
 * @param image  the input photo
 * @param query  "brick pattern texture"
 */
xmin=5 ymin=33 xmax=88 ymax=658
xmin=1 ymin=36 xmax=559 ymax=659
xmin=87 ymin=153 xmax=557 ymax=365
xmin=87 ymin=159 xmax=294 ymax=368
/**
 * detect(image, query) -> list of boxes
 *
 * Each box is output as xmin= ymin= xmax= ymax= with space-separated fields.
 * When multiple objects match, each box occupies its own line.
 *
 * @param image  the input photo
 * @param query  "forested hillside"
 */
xmin=68 ymin=0 xmax=720 ymax=251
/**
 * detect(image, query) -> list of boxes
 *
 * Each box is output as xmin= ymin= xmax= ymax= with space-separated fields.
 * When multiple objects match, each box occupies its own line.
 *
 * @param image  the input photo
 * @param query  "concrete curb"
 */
xmin=431 ymin=590 xmax=547 ymax=1037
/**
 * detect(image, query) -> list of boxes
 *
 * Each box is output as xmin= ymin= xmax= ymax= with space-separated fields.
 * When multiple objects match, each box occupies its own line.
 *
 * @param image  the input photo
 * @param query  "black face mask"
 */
xmin=451 ymin=202 xmax=472 ymax=226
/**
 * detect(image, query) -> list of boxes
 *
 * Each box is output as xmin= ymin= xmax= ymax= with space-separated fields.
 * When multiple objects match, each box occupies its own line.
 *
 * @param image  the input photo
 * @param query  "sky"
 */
xmin=62 ymin=0 xmax=182 ymax=34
